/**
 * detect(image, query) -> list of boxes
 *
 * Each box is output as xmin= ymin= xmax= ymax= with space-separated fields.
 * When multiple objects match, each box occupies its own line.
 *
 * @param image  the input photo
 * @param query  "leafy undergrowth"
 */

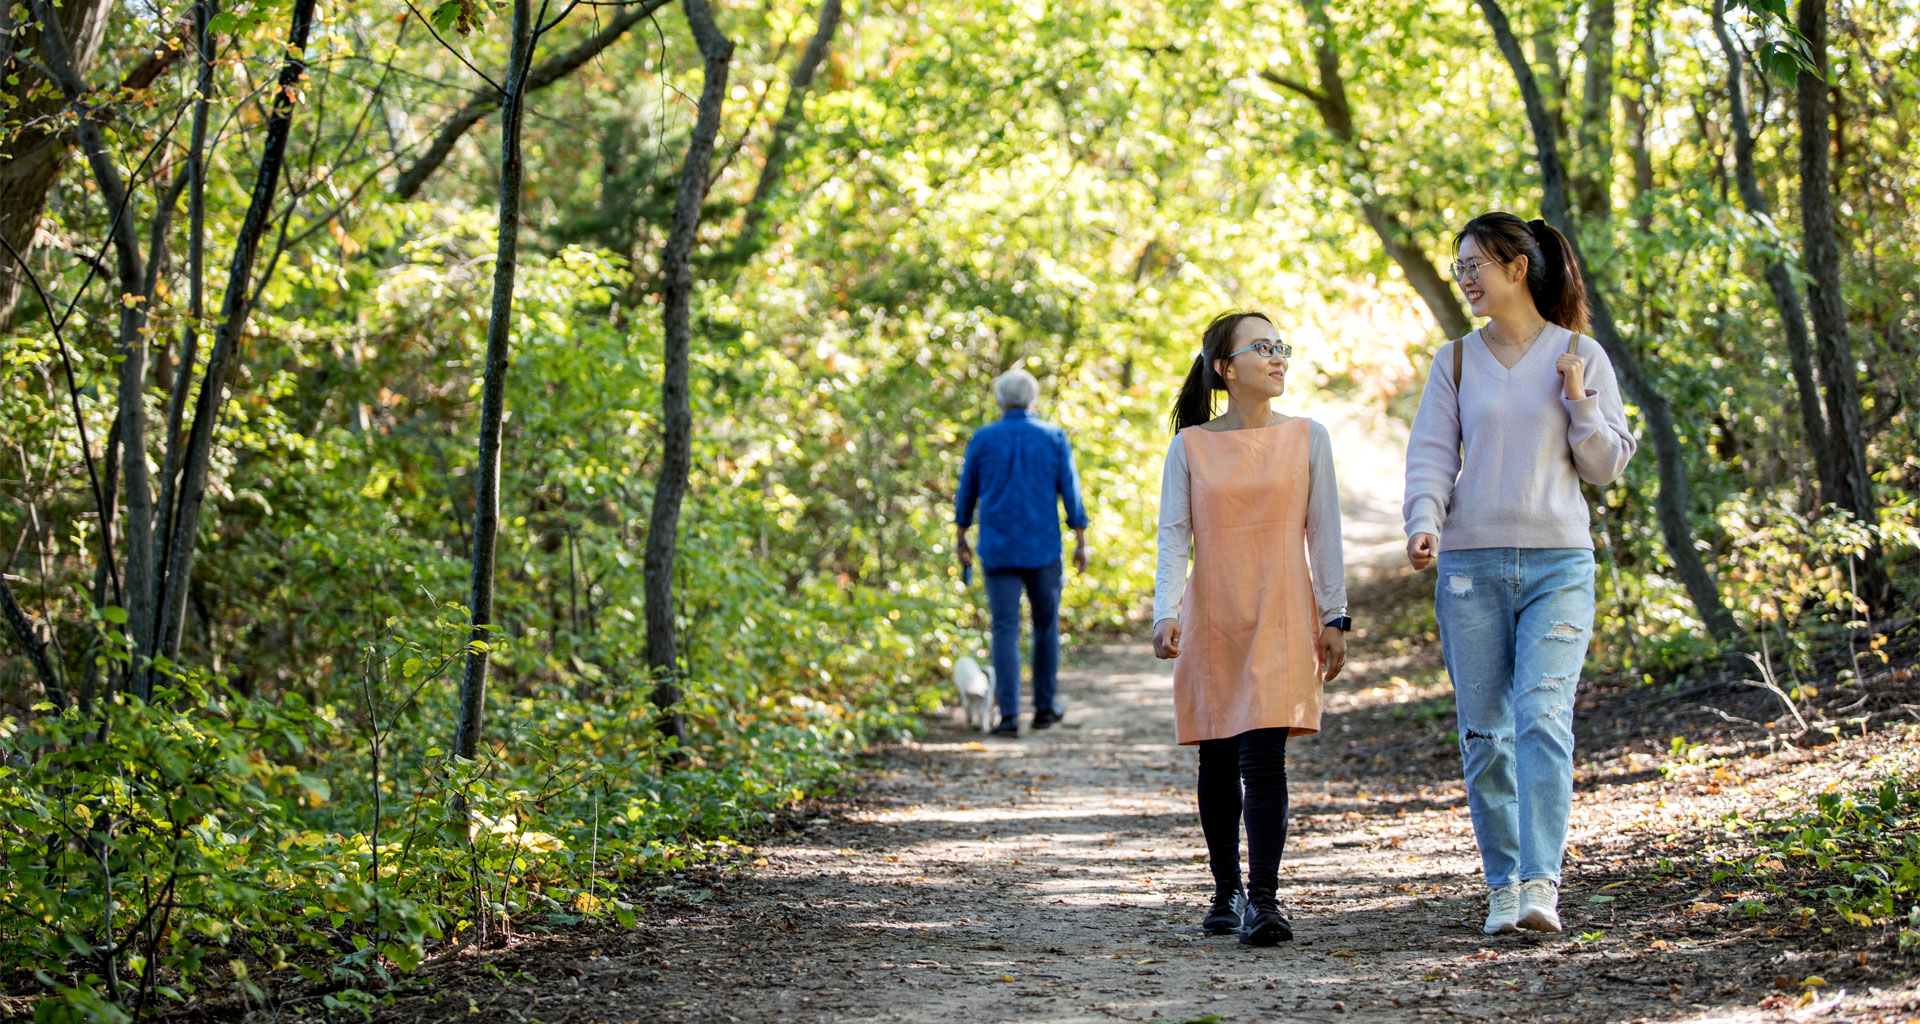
xmin=0 ymin=606 xmax=943 ymax=1023
xmin=1717 ymin=753 xmax=1920 ymax=946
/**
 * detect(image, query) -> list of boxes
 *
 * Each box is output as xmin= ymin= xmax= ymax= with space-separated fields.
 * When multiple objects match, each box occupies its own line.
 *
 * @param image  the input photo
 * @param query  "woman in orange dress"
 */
xmin=1153 ymin=311 xmax=1349 ymax=946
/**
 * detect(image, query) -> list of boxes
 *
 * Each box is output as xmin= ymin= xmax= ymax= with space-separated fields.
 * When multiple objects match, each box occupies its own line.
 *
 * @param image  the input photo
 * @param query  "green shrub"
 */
xmin=1720 ymin=763 xmax=1920 ymax=943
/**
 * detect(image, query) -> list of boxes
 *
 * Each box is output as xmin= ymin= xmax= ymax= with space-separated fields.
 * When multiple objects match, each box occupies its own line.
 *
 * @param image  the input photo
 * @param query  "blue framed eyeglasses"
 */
xmin=1225 ymin=339 xmax=1292 ymax=360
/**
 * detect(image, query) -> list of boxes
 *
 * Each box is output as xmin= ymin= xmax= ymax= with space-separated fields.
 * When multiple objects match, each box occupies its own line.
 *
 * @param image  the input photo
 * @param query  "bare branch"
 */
xmin=0 ymin=232 xmax=121 ymax=609
xmin=1257 ymin=68 xmax=1323 ymax=104
xmin=0 ymin=573 xmax=64 ymax=708
xmin=393 ymin=0 xmax=670 ymax=200
xmin=400 ymin=0 xmax=505 ymax=95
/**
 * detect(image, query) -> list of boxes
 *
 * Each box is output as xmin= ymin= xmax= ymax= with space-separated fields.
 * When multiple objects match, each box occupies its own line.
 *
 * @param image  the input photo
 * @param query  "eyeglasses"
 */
xmin=1449 ymin=257 xmax=1508 ymax=283
xmin=1225 ymin=339 xmax=1292 ymax=360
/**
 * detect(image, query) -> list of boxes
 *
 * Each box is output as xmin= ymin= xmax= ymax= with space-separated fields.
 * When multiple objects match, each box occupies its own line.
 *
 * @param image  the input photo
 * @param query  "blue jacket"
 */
xmin=955 ymin=409 xmax=1089 ymax=570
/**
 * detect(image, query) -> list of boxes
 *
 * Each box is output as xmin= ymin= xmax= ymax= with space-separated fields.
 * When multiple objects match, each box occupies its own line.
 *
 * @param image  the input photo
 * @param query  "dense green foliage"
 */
xmin=1 ymin=0 xmax=1916 ymax=1017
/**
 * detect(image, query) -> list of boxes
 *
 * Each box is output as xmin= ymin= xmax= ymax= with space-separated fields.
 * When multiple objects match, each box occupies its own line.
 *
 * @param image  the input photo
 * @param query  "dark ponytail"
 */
xmin=1171 ymin=310 xmax=1270 ymax=433
xmin=1454 ymin=212 xmax=1590 ymax=336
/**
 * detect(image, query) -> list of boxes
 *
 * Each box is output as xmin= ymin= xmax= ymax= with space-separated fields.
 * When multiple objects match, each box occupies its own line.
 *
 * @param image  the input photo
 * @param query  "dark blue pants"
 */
xmin=984 ymin=561 xmax=1062 ymax=719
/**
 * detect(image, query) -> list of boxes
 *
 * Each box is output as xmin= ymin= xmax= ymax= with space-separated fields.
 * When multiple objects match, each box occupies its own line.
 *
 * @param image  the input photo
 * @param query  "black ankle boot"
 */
xmin=1240 ymin=888 xmax=1292 ymax=946
xmin=1201 ymin=885 xmax=1244 ymax=935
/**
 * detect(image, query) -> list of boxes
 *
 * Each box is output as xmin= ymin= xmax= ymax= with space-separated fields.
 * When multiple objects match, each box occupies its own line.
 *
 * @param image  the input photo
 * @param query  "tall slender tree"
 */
xmin=1474 ymin=0 xmax=1740 ymax=641
xmin=153 ymin=0 xmax=318 ymax=671
xmin=32 ymin=0 xmax=160 ymax=686
xmin=1794 ymin=0 xmax=1891 ymax=614
xmin=1573 ymin=0 xmax=1616 ymax=220
xmin=454 ymin=0 xmax=539 ymax=764
xmin=643 ymin=0 xmax=735 ymax=747
xmin=1710 ymin=0 xmax=1831 ymax=503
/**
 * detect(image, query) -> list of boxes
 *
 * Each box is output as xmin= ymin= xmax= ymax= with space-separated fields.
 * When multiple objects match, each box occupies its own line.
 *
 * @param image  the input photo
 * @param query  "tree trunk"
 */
xmin=1261 ymin=0 xmax=1472 ymax=340
xmin=1794 ymin=0 xmax=1891 ymax=614
xmin=1361 ymin=203 xmax=1473 ymax=340
xmin=152 ymin=0 xmax=316 ymax=671
xmin=1530 ymin=11 xmax=1570 ymax=148
xmin=154 ymin=0 xmax=217 ymax=652
xmin=1574 ymin=0 xmax=1615 ymax=219
xmin=1710 ymin=0 xmax=1831 ymax=503
xmin=454 ymin=0 xmax=537 ymax=764
xmin=0 ymin=0 xmax=113 ymax=330
xmin=33 ymin=0 xmax=161 ymax=691
xmin=1475 ymin=0 xmax=1740 ymax=641
xmin=1622 ymin=0 xmax=1656 ymax=229
xmin=642 ymin=0 xmax=733 ymax=747
xmin=733 ymin=0 xmax=842 ymax=256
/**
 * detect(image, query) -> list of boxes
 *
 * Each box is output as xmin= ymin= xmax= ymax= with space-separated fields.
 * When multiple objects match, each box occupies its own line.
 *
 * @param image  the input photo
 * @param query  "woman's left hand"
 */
xmin=1556 ymin=352 xmax=1587 ymax=401
xmin=1316 ymin=625 xmax=1346 ymax=682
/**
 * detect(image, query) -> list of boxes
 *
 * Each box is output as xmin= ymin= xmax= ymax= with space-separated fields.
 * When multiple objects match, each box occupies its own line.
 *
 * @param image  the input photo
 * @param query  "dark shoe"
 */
xmin=1240 ymin=889 xmax=1293 ymax=946
xmin=990 ymin=716 xmax=1019 ymax=737
xmin=1031 ymin=707 xmax=1064 ymax=730
xmin=1201 ymin=886 xmax=1245 ymax=935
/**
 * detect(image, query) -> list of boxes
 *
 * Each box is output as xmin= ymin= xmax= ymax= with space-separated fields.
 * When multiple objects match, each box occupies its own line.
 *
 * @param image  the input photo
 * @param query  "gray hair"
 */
xmin=993 ymin=368 xmax=1040 ymax=409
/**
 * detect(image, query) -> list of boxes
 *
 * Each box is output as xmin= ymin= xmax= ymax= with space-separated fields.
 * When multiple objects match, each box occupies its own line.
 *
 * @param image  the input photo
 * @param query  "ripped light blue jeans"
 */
xmin=1434 ymin=547 xmax=1594 ymax=889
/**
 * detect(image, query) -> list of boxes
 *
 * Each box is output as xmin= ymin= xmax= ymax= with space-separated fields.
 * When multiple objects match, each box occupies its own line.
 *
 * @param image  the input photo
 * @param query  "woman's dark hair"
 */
xmin=1171 ymin=311 xmax=1271 ymax=433
xmin=1453 ymin=212 xmax=1590 ymax=336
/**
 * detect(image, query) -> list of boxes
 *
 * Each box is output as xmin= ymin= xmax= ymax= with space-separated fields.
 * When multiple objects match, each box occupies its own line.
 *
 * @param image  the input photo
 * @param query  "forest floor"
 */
xmin=247 ymin=408 xmax=1920 ymax=1024
xmin=319 ymin=552 xmax=1920 ymax=1024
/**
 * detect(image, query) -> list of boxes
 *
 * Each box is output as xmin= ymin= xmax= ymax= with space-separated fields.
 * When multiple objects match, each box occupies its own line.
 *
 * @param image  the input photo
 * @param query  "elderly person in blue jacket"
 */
xmin=956 ymin=368 xmax=1091 ymax=737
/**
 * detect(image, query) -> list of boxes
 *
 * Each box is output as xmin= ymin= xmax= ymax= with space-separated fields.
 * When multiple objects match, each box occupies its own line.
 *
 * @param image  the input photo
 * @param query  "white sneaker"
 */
xmin=1516 ymin=878 xmax=1562 ymax=932
xmin=1483 ymin=885 xmax=1520 ymax=934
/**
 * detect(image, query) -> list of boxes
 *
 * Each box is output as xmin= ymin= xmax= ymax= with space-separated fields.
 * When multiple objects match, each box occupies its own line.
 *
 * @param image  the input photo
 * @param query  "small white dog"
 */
xmin=952 ymin=656 xmax=996 ymax=733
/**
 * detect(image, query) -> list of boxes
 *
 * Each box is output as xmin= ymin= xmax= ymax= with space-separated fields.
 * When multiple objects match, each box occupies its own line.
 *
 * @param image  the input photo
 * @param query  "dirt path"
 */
xmin=360 ymin=565 xmax=1920 ymax=1024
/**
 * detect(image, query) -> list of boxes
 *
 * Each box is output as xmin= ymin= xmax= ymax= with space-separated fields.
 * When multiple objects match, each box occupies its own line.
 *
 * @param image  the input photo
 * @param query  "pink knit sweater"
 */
xmin=1402 ymin=325 xmax=1637 ymax=551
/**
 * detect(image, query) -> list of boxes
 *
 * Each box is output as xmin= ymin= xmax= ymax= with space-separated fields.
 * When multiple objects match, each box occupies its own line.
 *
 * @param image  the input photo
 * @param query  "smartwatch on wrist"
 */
xmin=1324 ymin=616 xmax=1352 ymax=632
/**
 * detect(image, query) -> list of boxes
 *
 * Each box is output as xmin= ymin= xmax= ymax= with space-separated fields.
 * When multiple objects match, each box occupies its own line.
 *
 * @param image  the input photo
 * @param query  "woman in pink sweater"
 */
xmin=1402 ymin=213 xmax=1635 ymax=936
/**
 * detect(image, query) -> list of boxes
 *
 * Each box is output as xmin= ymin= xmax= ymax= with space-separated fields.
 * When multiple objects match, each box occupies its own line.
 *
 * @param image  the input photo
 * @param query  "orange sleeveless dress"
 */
xmin=1172 ymin=418 xmax=1321 ymax=744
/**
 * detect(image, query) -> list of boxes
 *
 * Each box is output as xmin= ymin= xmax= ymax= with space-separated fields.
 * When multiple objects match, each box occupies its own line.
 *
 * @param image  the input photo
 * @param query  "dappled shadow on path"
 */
xmin=344 ymin=574 xmax=1920 ymax=1024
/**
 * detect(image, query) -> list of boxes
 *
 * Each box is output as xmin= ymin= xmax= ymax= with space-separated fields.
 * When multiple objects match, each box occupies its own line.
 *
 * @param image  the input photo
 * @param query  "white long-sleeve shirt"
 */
xmin=1153 ymin=418 xmax=1348 ymax=624
xmin=1402 ymin=325 xmax=1636 ymax=550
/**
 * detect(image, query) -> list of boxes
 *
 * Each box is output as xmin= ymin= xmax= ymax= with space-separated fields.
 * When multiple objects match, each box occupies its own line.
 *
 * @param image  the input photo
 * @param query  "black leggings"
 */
xmin=1196 ymin=727 xmax=1290 ymax=893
